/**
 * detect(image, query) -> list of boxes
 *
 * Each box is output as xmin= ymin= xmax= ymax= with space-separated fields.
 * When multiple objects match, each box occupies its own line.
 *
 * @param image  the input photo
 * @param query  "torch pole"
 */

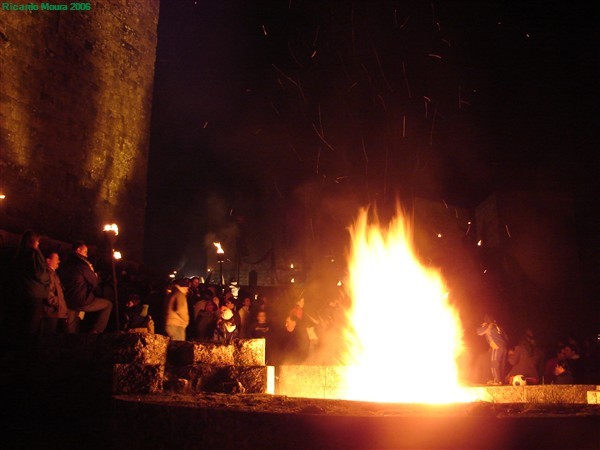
xmin=111 ymin=254 xmax=119 ymax=331
xmin=219 ymin=259 xmax=223 ymax=286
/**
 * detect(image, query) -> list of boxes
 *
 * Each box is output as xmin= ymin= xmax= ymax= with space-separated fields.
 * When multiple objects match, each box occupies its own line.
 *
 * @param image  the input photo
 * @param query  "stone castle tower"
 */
xmin=0 ymin=1 xmax=160 ymax=261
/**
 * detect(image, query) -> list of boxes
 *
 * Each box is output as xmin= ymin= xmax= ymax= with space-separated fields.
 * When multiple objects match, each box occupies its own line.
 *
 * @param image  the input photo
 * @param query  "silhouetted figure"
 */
xmin=477 ymin=314 xmax=508 ymax=385
xmin=13 ymin=231 xmax=50 ymax=338
xmin=195 ymin=300 xmax=217 ymax=341
xmin=554 ymin=360 xmax=575 ymax=384
xmin=123 ymin=294 xmax=154 ymax=333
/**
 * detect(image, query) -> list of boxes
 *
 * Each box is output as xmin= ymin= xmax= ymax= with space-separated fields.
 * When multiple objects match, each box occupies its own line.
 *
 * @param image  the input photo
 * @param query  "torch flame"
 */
xmin=213 ymin=242 xmax=224 ymax=254
xmin=103 ymin=223 xmax=119 ymax=235
xmin=340 ymin=207 xmax=478 ymax=403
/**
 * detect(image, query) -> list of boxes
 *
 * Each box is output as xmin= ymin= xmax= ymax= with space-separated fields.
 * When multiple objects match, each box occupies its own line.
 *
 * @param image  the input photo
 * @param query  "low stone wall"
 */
xmin=39 ymin=333 xmax=267 ymax=395
xmin=276 ymin=365 xmax=599 ymax=404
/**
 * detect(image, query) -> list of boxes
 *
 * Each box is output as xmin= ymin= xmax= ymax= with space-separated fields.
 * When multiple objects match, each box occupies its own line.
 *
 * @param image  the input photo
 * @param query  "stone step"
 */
xmin=164 ymin=364 xmax=267 ymax=394
xmin=587 ymin=390 xmax=600 ymax=404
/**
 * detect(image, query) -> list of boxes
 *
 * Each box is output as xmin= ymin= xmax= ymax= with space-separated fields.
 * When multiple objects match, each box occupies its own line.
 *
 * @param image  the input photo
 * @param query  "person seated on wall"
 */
xmin=562 ymin=343 xmax=585 ymax=383
xmin=123 ymin=294 xmax=154 ymax=333
xmin=59 ymin=241 xmax=112 ymax=334
xmin=505 ymin=331 xmax=541 ymax=385
xmin=554 ymin=360 xmax=575 ymax=384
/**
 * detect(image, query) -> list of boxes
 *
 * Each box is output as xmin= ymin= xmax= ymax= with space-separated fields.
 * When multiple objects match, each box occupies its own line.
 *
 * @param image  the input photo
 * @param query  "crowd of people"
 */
xmin=477 ymin=315 xmax=598 ymax=385
xmin=0 ymin=231 xmax=331 ymax=365
xmin=1 ymin=230 xmax=598 ymax=383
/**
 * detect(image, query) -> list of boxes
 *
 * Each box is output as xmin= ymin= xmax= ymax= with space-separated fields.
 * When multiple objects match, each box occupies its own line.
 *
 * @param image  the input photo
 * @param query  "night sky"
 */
xmin=144 ymin=1 xmax=597 ymax=284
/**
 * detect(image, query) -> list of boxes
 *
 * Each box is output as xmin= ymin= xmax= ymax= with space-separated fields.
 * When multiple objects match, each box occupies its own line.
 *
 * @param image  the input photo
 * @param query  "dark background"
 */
xmin=144 ymin=1 xmax=597 ymax=333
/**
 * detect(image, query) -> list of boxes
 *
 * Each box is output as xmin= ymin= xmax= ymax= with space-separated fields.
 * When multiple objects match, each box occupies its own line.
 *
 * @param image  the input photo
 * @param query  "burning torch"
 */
xmin=103 ymin=223 xmax=120 ymax=330
xmin=214 ymin=242 xmax=224 ymax=285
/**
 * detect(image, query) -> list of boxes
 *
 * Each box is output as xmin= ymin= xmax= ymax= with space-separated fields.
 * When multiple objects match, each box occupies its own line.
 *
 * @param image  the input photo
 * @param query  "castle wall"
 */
xmin=0 ymin=1 xmax=160 ymax=260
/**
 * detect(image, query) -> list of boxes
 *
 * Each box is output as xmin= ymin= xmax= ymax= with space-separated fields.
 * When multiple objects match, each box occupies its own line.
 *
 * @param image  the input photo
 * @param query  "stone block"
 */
xmin=164 ymin=365 xmax=267 ymax=394
xmin=193 ymin=342 xmax=235 ymax=366
xmin=100 ymin=332 xmax=169 ymax=365
xmin=524 ymin=385 xmax=596 ymax=404
xmin=587 ymin=390 xmax=600 ymax=404
xmin=234 ymin=339 xmax=265 ymax=366
xmin=277 ymin=365 xmax=329 ymax=399
xmin=112 ymin=364 xmax=164 ymax=395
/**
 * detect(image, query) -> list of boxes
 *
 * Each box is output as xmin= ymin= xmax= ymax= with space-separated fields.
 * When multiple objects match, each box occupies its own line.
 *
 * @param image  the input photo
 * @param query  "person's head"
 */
xmin=73 ymin=241 xmax=88 ymax=257
xmin=205 ymin=301 xmax=216 ymax=312
xmin=125 ymin=294 xmax=141 ymax=308
xmin=173 ymin=278 xmax=189 ymax=294
xmin=243 ymin=297 xmax=252 ymax=309
xmin=45 ymin=252 xmax=60 ymax=270
xmin=285 ymin=315 xmax=297 ymax=332
xmin=257 ymin=311 xmax=267 ymax=324
xmin=21 ymin=230 xmax=41 ymax=250
xmin=297 ymin=297 xmax=305 ymax=308
xmin=562 ymin=344 xmax=578 ymax=359
xmin=483 ymin=314 xmax=495 ymax=324
xmin=190 ymin=277 xmax=200 ymax=288
xmin=225 ymin=298 xmax=235 ymax=310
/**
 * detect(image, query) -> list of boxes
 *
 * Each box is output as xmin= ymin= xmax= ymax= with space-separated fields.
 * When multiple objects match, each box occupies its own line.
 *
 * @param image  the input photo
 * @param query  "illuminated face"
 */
xmin=32 ymin=238 xmax=40 ymax=250
xmin=257 ymin=312 xmax=267 ymax=323
xmin=243 ymin=298 xmax=251 ymax=308
xmin=46 ymin=253 xmax=60 ymax=270
xmin=76 ymin=245 xmax=88 ymax=258
xmin=285 ymin=316 xmax=296 ymax=332
xmin=191 ymin=278 xmax=200 ymax=288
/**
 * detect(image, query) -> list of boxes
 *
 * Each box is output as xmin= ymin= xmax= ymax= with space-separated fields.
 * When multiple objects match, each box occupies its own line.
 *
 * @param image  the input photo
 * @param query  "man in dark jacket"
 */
xmin=13 ymin=230 xmax=50 ymax=336
xmin=43 ymin=251 xmax=77 ymax=334
xmin=59 ymin=241 xmax=112 ymax=333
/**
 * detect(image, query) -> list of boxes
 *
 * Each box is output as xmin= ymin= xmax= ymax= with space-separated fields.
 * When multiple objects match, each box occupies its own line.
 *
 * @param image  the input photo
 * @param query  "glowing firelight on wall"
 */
xmin=290 ymin=263 xmax=294 ymax=269
xmin=113 ymin=251 xmax=122 ymax=260
xmin=213 ymin=242 xmax=224 ymax=254
xmin=290 ymin=278 xmax=295 ymax=283
xmin=103 ymin=223 xmax=119 ymax=235
xmin=477 ymin=239 xmax=482 ymax=246
xmin=0 ymin=194 xmax=6 ymax=200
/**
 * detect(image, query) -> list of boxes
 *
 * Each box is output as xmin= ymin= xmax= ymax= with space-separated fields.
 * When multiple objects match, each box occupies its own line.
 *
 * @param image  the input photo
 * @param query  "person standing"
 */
xmin=59 ymin=241 xmax=112 ymax=333
xmin=163 ymin=278 xmax=190 ymax=341
xmin=477 ymin=315 xmax=509 ymax=385
xmin=13 ymin=231 xmax=50 ymax=337
xmin=42 ymin=251 xmax=77 ymax=334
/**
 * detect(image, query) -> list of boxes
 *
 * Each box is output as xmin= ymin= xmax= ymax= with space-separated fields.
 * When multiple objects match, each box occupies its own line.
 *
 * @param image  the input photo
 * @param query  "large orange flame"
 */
xmin=340 ymin=208 xmax=478 ymax=403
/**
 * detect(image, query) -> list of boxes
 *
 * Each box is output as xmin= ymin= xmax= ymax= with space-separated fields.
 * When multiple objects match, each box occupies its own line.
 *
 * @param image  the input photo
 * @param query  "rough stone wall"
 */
xmin=0 ymin=1 xmax=160 ymax=261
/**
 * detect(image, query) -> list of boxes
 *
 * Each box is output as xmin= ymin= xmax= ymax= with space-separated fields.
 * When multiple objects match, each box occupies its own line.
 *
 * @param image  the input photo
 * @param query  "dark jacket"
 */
xmin=44 ymin=268 xmax=70 ymax=319
xmin=59 ymin=253 xmax=98 ymax=309
xmin=14 ymin=247 xmax=50 ymax=299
